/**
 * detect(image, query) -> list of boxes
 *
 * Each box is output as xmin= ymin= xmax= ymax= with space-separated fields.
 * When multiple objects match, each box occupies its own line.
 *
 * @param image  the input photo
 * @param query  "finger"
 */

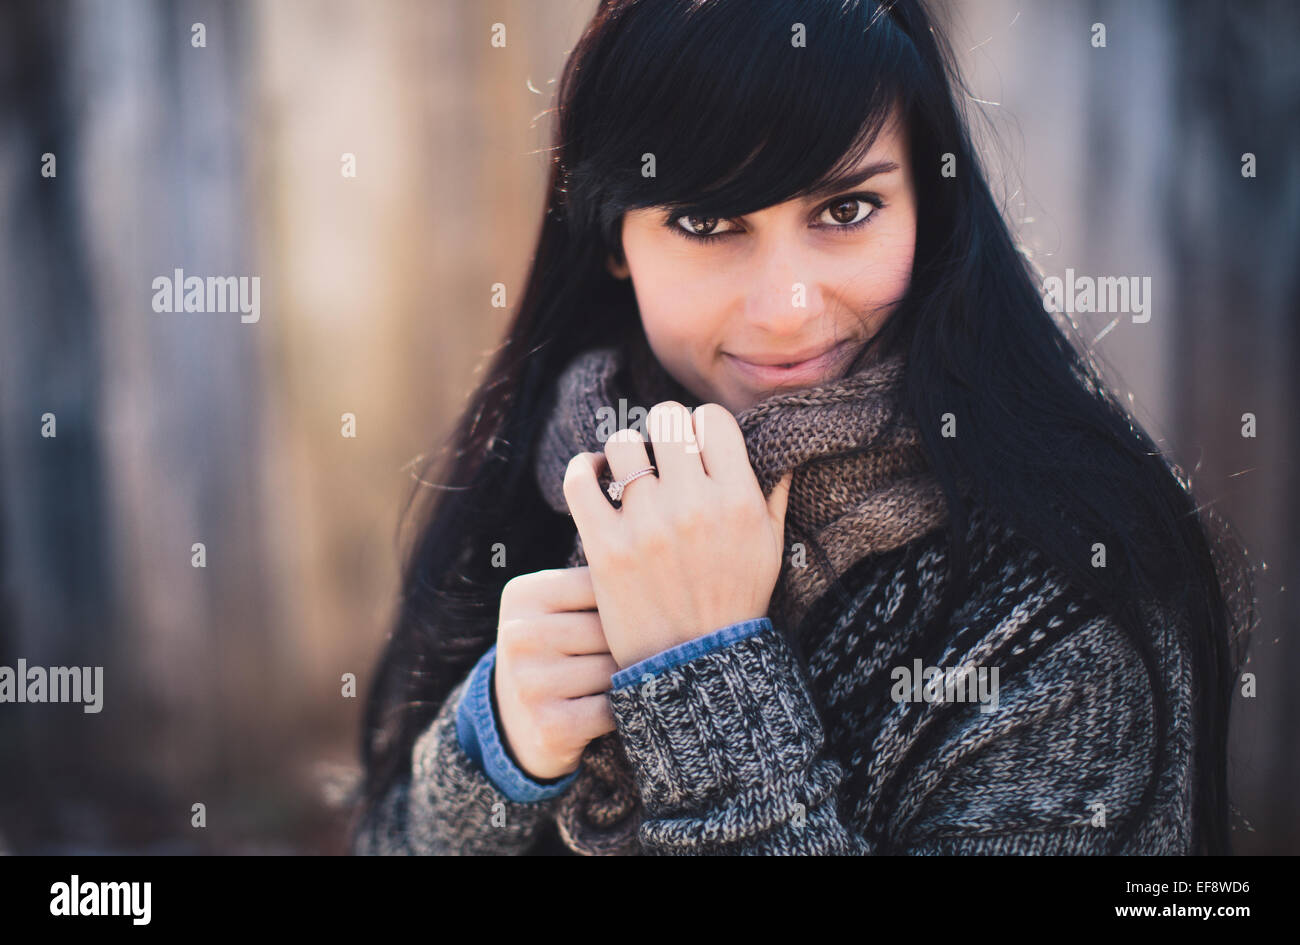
xmin=566 ymin=693 xmax=618 ymax=741
xmin=767 ymin=469 xmax=794 ymax=543
xmin=510 ymin=566 xmax=599 ymax=615
xmin=645 ymin=400 xmax=705 ymax=485
xmin=555 ymin=653 xmax=622 ymax=697
xmin=563 ymin=452 xmax=618 ymax=536
xmin=604 ymin=425 xmax=655 ymax=488
xmin=529 ymin=609 xmax=609 ymax=655
xmin=690 ymin=403 xmax=752 ymax=485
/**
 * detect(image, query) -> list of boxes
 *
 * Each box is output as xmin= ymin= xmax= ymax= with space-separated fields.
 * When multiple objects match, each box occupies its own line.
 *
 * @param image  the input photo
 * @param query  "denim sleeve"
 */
xmin=454 ymin=645 xmax=580 ymax=803
xmin=610 ymin=617 xmax=771 ymax=691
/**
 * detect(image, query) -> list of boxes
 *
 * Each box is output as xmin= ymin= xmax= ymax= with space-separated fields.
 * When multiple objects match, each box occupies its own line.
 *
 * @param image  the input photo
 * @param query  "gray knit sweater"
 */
xmin=352 ymin=499 xmax=1195 ymax=855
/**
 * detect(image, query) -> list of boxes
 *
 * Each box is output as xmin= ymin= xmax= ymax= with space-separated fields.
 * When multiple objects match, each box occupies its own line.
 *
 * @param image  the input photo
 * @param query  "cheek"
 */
xmin=624 ymin=230 xmax=698 ymax=341
xmin=638 ymin=295 xmax=706 ymax=361
xmin=849 ymin=224 xmax=916 ymax=309
xmin=631 ymin=263 xmax=720 ymax=350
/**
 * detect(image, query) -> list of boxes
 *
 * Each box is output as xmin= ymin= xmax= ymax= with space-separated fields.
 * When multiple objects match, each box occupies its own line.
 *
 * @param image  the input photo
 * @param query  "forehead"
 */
xmin=852 ymin=106 xmax=909 ymax=162
xmin=777 ymin=103 xmax=910 ymax=201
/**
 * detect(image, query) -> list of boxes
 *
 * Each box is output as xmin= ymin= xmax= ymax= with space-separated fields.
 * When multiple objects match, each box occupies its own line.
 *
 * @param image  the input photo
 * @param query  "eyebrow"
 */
xmin=799 ymin=160 xmax=901 ymax=202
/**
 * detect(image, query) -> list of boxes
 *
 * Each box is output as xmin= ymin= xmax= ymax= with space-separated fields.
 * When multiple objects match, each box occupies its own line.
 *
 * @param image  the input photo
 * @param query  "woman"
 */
xmin=350 ymin=0 xmax=1255 ymax=855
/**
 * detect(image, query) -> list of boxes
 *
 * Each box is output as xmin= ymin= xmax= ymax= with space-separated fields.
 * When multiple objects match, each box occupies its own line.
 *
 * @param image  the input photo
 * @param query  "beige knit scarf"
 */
xmin=532 ymin=338 xmax=949 ymax=855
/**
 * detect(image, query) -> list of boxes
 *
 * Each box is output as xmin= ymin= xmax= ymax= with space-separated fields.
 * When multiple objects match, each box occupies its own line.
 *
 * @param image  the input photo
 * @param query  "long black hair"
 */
xmin=351 ymin=0 xmax=1255 ymax=855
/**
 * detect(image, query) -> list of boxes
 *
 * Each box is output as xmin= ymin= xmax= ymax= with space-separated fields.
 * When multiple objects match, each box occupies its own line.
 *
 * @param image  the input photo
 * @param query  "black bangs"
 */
xmin=558 ymin=0 xmax=926 ymax=247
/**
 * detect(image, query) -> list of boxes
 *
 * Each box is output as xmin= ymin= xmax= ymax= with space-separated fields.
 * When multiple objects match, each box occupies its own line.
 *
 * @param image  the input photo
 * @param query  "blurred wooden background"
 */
xmin=0 ymin=0 xmax=1294 ymax=854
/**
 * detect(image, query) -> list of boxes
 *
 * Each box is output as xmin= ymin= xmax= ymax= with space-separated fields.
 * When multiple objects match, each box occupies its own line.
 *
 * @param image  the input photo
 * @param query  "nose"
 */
xmin=742 ymin=237 xmax=826 ymax=332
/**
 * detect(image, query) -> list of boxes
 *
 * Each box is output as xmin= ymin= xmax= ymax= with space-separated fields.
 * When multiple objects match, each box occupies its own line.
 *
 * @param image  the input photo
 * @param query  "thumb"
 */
xmin=766 ymin=469 xmax=794 ymax=542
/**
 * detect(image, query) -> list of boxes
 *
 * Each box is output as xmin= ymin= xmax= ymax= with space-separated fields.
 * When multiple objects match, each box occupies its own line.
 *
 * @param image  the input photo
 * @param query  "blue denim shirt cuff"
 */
xmin=454 ymin=645 xmax=580 ymax=803
xmin=610 ymin=617 xmax=772 ymax=691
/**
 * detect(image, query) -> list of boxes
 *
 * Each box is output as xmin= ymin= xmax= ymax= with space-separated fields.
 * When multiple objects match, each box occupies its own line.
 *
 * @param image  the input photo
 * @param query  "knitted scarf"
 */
xmin=532 ymin=338 xmax=950 ymax=855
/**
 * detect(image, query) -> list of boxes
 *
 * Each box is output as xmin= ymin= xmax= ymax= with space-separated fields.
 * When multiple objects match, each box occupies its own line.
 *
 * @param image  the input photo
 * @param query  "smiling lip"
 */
xmin=723 ymin=339 xmax=854 ymax=386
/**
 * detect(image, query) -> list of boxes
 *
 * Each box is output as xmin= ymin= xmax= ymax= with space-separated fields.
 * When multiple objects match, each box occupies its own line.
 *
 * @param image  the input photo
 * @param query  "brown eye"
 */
xmin=677 ymin=215 xmax=721 ymax=236
xmin=826 ymin=198 xmax=871 ymax=225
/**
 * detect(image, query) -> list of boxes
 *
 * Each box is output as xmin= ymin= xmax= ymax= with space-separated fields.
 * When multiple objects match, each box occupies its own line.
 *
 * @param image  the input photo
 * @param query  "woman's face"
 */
xmin=609 ymin=109 xmax=917 ymax=414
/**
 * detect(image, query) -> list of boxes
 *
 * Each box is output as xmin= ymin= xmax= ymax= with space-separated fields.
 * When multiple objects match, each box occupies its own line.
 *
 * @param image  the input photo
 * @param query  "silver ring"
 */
xmin=607 ymin=465 xmax=656 ymax=501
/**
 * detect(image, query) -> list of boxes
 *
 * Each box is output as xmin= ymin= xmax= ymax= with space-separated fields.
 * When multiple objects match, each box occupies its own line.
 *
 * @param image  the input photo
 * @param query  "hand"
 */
xmin=562 ymin=401 xmax=793 ymax=670
xmin=493 ymin=567 xmax=620 ymax=782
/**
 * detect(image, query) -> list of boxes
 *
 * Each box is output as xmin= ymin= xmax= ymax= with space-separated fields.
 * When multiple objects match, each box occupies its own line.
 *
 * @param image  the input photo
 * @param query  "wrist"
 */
xmin=614 ymin=614 xmax=769 ymax=669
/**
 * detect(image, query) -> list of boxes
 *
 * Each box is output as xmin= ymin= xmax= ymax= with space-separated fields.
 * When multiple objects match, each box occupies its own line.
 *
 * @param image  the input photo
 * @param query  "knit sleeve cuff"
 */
xmin=353 ymin=670 xmax=561 ymax=855
xmin=606 ymin=619 xmax=826 ymax=817
xmin=609 ymin=617 xmax=770 ymax=690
